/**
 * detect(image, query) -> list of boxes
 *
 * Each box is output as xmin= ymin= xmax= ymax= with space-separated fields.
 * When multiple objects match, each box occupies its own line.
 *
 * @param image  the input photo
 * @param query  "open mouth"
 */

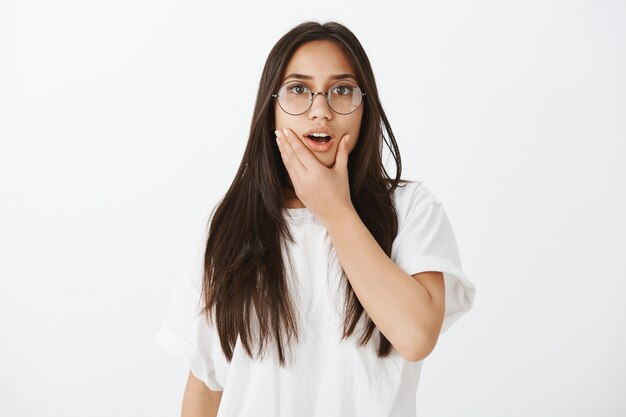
xmin=306 ymin=134 xmax=331 ymax=143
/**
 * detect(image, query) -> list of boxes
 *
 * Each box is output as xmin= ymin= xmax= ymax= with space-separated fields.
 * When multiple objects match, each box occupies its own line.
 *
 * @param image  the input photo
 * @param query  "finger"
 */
xmin=333 ymin=134 xmax=350 ymax=172
xmin=276 ymin=130 xmax=305 ymax=185
xmin=282 ymin=128 xmax=319 ymax=170
xmin=276 ymin=134 xmax=299 ymax=184
xmin=277 ymin=129 xmax=307 ymax=173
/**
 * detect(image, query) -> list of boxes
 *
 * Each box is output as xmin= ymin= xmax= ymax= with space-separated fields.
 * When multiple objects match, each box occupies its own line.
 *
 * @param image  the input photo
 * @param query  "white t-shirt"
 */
xmin=155 ymin=180 xmax=476 ymax=417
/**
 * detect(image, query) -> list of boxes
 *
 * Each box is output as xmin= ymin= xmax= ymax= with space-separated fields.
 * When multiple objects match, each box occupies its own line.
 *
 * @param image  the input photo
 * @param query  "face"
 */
xmin=274 ymin=40 xmax=364 ymax=168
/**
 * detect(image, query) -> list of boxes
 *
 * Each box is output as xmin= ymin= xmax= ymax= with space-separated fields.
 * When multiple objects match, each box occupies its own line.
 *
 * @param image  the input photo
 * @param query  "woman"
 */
xmin=156 ymin=20 xmax=476 ymax=417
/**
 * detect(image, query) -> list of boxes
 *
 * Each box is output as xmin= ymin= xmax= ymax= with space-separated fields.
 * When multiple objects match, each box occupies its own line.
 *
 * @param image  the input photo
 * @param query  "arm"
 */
xmin=181 ymin=370 xmax=223 ymax=417
xmin=273 ymin=128 xmax=445 ymax=361
xmin=325 ymin=208 xmax=445 ymax=362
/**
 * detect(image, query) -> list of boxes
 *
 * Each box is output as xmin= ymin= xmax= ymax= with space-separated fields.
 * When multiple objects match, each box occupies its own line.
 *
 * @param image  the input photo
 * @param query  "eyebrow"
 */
xmin=282 ymin=73 xmax=358 ymax=82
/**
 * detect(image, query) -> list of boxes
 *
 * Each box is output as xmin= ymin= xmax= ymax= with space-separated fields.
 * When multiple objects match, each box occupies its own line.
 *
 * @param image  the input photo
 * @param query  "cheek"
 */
xmin=348 ymin=113 xmax=363 ymax=146
xmin=274 ymin=116 xmax=280 ymax=130
xmin=274 ymin=103 xmax=285 ymax=129
xmin=346 ymin=138 xmax=356 ymax=155
xmin=349 ymin=128 xmax=360 ymax=150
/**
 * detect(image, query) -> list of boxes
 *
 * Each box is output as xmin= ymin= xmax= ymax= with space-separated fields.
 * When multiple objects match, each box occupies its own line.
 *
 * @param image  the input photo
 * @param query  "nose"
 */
xmin=308 ymin=92 xmax=333 ymax=120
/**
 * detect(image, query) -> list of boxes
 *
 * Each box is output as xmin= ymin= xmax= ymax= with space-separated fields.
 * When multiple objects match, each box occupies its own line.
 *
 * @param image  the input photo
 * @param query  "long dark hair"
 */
xmin=201 ymin=20 xmax=408 ymax=367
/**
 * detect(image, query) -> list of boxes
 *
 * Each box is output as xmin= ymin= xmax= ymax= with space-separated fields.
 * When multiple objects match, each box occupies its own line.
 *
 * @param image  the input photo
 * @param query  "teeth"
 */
xmin=310 ymin=132 xmax=329 ymax=137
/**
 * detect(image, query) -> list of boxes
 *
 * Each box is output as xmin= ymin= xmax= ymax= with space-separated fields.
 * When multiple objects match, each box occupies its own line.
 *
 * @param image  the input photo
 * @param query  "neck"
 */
xmin=282 ymin=178 xmax=305 ymax=208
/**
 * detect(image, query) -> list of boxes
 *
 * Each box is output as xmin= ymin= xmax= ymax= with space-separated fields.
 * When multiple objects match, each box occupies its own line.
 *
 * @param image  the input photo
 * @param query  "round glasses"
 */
xmin=272 ymin=80 xmax=366 ymax=115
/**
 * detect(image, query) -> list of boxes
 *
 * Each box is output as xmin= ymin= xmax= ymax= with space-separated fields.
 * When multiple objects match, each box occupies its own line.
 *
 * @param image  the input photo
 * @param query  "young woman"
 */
xmin=156 ymin=21 xmax=476 ymax=417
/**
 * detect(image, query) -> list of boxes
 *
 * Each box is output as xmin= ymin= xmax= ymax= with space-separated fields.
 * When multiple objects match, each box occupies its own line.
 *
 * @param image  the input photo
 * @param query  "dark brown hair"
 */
xmin=201 ymin=20 xmax=408 ymax=367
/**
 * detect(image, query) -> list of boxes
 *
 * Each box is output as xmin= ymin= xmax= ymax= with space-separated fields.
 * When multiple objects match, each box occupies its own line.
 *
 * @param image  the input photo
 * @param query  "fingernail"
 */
xmin=282 ymin=128 xmax=288 ymax=137
xmin=274 ymin=129 xmax=280 ymax=137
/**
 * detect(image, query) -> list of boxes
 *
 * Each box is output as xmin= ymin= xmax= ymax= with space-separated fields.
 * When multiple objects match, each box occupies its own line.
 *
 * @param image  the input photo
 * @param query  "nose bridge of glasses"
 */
xmin=310 ymin=90 xmax=331 ymax=107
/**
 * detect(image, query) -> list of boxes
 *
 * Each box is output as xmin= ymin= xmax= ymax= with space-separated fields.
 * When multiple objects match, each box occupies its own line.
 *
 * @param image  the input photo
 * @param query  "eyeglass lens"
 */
xmin=277 ymin=81 xmax=363 ymax=115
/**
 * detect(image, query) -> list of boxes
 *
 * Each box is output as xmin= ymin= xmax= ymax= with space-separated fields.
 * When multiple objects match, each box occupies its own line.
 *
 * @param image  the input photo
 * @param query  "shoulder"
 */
xmin=392 ymin=180 xmax=443 ymax=221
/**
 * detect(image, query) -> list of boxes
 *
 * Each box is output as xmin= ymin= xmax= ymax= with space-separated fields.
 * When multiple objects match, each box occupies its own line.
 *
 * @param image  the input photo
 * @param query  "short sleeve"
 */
xmin=154 ymin=205 xmax=224 ymax=391
xmin=391 ymin=184 xmax=477 ymax=334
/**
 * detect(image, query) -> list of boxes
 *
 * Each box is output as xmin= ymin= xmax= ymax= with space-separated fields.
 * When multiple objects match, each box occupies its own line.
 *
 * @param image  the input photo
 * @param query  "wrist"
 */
xmin=321 ymin=204 xmax=358 ymax=232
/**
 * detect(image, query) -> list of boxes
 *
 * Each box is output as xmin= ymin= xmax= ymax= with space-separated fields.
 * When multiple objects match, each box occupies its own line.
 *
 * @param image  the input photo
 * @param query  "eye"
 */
xmin=331 ymin=84 xmax=355 ymax=96
xmin=286 ymin=83 xmax=310 ymax=95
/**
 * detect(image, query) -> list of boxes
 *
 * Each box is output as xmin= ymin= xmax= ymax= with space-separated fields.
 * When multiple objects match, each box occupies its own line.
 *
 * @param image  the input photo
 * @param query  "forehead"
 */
xmin=282 ymin=40 xmax=355 ymax=80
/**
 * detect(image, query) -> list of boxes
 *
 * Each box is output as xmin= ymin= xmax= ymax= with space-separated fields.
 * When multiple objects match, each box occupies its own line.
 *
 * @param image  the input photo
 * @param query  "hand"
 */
xmin=275 ymin=127 xmax=355 ymax=227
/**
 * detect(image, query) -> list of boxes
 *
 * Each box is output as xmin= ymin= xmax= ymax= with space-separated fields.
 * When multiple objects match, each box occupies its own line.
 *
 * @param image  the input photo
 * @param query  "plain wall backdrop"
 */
xmin=1 ymin=0 xmax=624 ymax=416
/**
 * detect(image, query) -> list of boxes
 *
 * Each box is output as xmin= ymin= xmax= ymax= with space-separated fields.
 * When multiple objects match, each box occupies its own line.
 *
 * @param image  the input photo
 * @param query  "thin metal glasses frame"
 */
xmin=272 ymin=80 xmax=366 ymax=115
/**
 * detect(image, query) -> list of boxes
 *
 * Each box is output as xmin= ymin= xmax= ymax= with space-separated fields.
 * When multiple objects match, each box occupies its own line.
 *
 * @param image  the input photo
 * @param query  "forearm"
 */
xmin=324 ymin=207 xmax=436 ymax=361
xmin=181 ymin=371 xmax=222 ymax=417
xmin=181 ymin=391 xmax=221 ymax=417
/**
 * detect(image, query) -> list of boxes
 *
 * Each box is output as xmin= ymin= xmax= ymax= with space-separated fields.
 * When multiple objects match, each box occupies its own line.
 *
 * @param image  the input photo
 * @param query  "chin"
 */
xmin=316 ymin=154 xmax=335 ymax=168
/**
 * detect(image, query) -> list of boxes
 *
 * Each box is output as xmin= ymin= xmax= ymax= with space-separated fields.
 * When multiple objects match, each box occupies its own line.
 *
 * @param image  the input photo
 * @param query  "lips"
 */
xmin=302 ymin=126 xmax=336 ymax=142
